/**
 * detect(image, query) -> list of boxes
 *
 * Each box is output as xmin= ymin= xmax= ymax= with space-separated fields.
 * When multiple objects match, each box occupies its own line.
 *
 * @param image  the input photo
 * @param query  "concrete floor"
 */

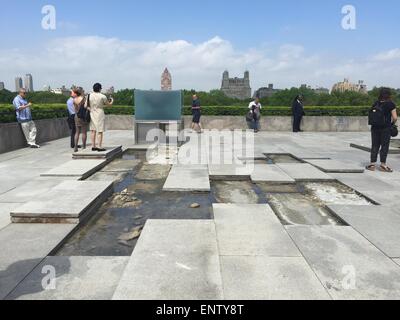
xmin=1 ymin=131 xmax=400 ymax=300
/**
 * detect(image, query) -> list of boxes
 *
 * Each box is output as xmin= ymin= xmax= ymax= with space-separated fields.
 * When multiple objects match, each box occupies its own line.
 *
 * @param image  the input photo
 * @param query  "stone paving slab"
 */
xmin=306 ymin=159 xmax=364 ymax=173
xmin=213 ymin=204 xmax=300 ymax=257
xmin=331 ymin=173 xmax=395 ymax=194
xmin=10 ymin=181 xmax=113 ymax=224
xmin=327 ymin=205 xmax=400 ymax=258
xmin=208 ymin=164 xmax=253 ymax=180
xmin=41 ymin=159 xmax=107 ymax=180
xmin=278 ymin=145 xmax=327 ymax=160
xmin=350 ymin=142 xmax=400 ymax=154
xmin=6 ymin=256 xmax=129 ymax=300
xmin=220 ymin=256 xmax=330 ymax=300
xmin=0 ymin=180 xmax=24 ymax=196
xmin=163 ymin=165 xmax=210 ymax=192
xmin=0 ymin=223 xmax=76 ymax=300
xmin=365 ymin=170 xmax=400 ymax=188
xmin=112 ymin=220 xmax=223 ymax=300
xmin=286 ymin=226 xmax=400 ymax=300
xmin=0 ymin=179 xmax=63 ymax=204
xmin=0 ymin=203 xmax=21 ymax=231
xmin=354 ymin=191 xmax=400 ymax=206
xmin=250 ymin=164 xmax=295 ymax=183
xmin=276 ymin=163 xmax=335 ymax=181
xmin=72 ymin=146 xmax=122 ymax=160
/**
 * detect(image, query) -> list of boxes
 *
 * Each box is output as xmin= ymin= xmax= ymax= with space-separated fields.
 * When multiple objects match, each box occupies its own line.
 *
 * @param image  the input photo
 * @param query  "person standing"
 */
xmin=191 ymin=94 xmax=202 ymax=133
xmin=366 ymin=88 xmax=398 ymax=172
xmin=292 ymin=95 xmax=305 ymax=132
xmin=13 ymin=88 xmax=40 ymax=148
xmin=67 ymin=94 xmax=80 ymax=149
xmin=72 ymin=87 xmax=88 ymax=152
xmin=248 ymin=97 xmax=262 ymax=133
xmin=87 ymin=83 xmax=113 ymax=152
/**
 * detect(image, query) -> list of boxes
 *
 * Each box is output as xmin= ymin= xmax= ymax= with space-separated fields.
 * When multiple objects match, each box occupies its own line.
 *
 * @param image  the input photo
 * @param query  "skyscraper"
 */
xmin=0 ymin=82 xmax=4 ymax=90
xmin=15 ymin=77 xmax=23 ymax=92
xmin=24 ymin=74 xmax=34 ymax=92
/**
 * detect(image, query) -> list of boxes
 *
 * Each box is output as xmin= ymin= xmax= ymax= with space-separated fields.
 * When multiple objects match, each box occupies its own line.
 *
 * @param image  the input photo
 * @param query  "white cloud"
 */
xmin=373 ymin=48 xmax=400 ymax=61
xmin=0 ymin=36 xmax=399 ymax=92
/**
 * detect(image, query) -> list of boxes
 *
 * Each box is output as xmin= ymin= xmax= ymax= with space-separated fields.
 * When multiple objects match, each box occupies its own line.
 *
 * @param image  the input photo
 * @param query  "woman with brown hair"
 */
xmin=72 ymin=87 xmax=88 ymax=152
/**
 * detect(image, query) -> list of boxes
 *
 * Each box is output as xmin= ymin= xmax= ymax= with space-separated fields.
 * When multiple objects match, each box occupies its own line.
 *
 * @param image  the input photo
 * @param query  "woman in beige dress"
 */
xmin=87 ymin=83 xmax=113 ymax=152
xmin=72 ymin=87 xmax=88 ymax=152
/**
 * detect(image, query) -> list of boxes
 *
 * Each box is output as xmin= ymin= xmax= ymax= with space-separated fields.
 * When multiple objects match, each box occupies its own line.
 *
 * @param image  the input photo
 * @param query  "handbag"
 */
xmin=391 ymin=124 xmax=398 ymax=138
xmin=77 ymin=94 xmax=91 ymax=123
xmin=246 ymin=111 xmax=254 ymax=122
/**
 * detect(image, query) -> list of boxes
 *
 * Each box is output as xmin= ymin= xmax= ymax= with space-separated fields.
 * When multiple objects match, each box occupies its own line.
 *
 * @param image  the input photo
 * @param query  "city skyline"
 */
xmin=2 ymin=72 xmax=400 ymax=95
xmin=0 ymin=1 xmax=399 ymax=91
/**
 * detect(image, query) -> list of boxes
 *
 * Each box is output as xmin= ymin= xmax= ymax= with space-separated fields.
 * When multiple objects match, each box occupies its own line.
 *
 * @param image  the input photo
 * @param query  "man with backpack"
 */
xmin=247 ymin=97 xmax=262 ymax=133
xmin=366 ymin=88 xmax=398 ymax=172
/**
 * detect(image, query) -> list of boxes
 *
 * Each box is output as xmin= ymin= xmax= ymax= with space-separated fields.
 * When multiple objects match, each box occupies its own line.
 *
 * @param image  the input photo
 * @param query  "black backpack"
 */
xmin=77 ymin=94 xmax=91 ymax=123
xmin=368 ymin=102 xmax=386 ymax=126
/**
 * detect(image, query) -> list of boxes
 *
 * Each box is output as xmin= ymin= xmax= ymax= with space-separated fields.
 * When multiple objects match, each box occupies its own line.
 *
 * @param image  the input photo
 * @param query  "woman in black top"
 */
xmin=292 ymin=95 xmax=305 ymax=132
xmin=191 ymin=94 xmax=202 ymax=133
xmin=366 ymin=88 xmax=398 ymax=172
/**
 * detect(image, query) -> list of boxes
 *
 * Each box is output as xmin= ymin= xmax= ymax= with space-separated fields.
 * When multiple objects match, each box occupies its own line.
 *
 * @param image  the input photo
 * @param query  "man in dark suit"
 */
xmin=292 ymin=95 xmax=305 ymax=132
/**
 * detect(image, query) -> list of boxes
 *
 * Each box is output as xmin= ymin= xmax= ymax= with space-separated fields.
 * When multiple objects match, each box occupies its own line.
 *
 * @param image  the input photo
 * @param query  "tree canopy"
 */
xmin=1 ymin=86 xmax=399 ymax=106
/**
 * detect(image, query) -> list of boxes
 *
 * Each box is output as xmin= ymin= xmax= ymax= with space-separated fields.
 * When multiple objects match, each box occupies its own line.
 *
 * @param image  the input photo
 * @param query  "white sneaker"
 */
xmin=30 ymin=144 xmax=40 ymax=149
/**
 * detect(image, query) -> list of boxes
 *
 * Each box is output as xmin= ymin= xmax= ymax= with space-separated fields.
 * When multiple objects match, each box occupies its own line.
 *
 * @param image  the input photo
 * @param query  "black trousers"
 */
xmin=371 ymin=127 xmax=391 ymax=163
xmin=67 ymin=114 xmax=76 ymax=148
xmin=293 ymin=115 xmax=303 ymax=132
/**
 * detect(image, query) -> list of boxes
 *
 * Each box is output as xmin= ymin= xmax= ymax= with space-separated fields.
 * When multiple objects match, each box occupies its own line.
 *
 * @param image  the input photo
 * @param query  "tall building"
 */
xmin=24 ymin=74 xmax=34 ymax=92
xmin=221 ymin=71 xmax=252 ymax=100
xmin=254 ymin=84 xmax=281 ymax=98
xmin=332 ymin=78 xmax=367 ymax=94
xmin=0 ymin=82 xmax=4 ymax=90
xmin=15 ymin=77 xmax=23 ymax=92
xmin=161 ymin=68 xmax=172 ymax=91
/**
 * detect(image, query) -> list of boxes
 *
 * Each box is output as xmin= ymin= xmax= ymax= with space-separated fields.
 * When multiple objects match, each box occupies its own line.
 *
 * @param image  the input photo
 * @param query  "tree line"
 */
xmin=1 ymin=86 xmax=399 ymax=106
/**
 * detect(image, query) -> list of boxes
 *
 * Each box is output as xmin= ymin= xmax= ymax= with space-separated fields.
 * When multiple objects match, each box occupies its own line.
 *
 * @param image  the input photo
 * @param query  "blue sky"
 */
xmin=1 ymin=0 xmax=399 ymax=91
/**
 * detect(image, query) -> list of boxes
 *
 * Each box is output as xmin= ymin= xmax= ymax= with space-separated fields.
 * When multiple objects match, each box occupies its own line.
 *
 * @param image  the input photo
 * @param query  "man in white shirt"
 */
xmin=248 ymin=97 xmax=262 ymax=133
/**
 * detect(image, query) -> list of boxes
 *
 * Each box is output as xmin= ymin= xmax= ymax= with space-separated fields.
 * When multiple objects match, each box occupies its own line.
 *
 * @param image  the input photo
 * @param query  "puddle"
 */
xmin=122 ymin=150 xmax=148 ymax=161
xmin=268 ymin=193 xmax=345 ymax=226
xmin=212 ymin=181 xmax=266 ymax=204
xmin=259 ymin=181 xmax=372 ymax=226
xmin=135 ymin=164 xmax=171 ymax=180
xmin=55 ymin=150 xmax=213 ymax=257
xmin=304 ymin=182 xmax=372 ymax=206
xmin=257 ymin=182 xmax=302 ymax=194
xmin=266 ymin=154 xmax=303 ymax=164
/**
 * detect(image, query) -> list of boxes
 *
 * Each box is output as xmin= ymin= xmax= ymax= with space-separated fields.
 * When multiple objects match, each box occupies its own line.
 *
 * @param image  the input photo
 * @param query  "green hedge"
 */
xmin=0 ymin=104 xmax=371 ymax=123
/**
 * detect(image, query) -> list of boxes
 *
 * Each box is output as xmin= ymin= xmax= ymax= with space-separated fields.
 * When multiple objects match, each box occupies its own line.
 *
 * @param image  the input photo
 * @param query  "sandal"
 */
xmin=380 ymin=165 xmax=393 ymax=173
xmin=365 ymin=164 xmax=376 ymax=171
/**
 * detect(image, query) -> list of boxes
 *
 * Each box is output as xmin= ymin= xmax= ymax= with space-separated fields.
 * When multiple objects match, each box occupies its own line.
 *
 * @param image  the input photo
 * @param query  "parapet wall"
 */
xmin=0 ymin=115 xmax=370 ymax=154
